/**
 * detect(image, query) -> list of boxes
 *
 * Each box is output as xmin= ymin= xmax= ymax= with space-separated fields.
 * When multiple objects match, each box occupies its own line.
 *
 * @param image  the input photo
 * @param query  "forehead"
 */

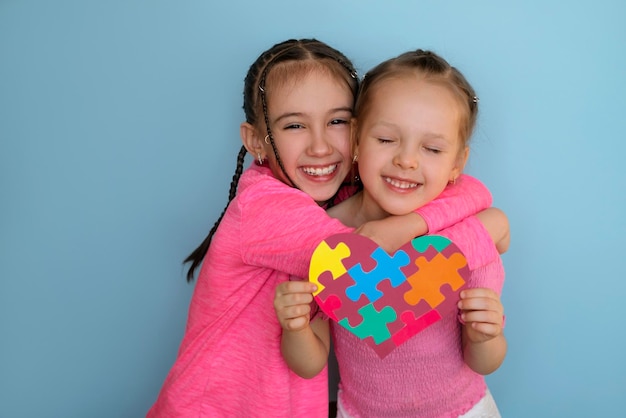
xmin=370 ymin=76 xmax=460 ymax=114
xmin=365 ymin=77 xmax=462 ymax=140
xmin=265 ymin=63 xmax=353 ymax=111
xmin=266 ymin=60 xmax=351 ymax=93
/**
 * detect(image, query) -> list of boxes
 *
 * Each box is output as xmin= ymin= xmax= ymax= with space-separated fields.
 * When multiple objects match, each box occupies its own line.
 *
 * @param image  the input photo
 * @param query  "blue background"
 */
xmin=1 ymin=1 xmax=625 ymax=417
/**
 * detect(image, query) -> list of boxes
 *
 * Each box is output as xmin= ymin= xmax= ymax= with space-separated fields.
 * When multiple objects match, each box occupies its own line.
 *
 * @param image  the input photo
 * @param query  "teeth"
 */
xmin=302 ymin=164 xmax=337 ymax=176
xmin=384 ymin=177 xmax=418 ymax=189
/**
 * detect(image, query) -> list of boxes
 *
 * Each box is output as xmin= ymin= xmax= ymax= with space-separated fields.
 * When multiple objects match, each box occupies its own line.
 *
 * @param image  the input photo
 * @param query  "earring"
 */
xmin=352 ymin=154 xmax=358 ymax=163
xmin=449 ymin=177 xmax=456 ymax=185
xmin=257 ymin=153 xmax=264 ymax=165
xmin=264 ymin=135 xmax=270 ymax=145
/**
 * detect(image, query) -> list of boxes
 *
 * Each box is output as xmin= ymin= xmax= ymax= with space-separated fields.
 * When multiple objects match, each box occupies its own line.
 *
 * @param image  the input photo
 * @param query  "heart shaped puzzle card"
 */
xmin=309 ymin=233 xmax=470 ymax=358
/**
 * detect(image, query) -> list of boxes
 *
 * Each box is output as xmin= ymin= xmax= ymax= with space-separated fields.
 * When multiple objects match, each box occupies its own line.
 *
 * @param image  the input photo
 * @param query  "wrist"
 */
xmin=407 ymin=212 xmax=428 ymax=236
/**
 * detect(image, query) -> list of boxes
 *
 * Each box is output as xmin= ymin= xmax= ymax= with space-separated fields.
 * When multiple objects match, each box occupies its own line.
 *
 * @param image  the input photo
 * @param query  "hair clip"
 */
xmin=258 ymin=84 xmax=265 ymax=92
xmin=472 ymin=96 xmax=479 ymax=103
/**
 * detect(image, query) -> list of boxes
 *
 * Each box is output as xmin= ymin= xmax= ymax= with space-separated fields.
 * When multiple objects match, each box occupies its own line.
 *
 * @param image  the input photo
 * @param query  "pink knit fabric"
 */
xmin=147 ymin=164 xmax=349 ymax=417
xmin=333 ymin=220 xmax=504 ymax=418
xmin=147 ymin=163 xmax=493 ymax=417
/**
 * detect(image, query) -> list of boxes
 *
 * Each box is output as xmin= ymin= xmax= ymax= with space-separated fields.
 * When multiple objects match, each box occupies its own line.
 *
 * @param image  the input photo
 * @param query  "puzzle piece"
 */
xmin=373 ymin=279 xmax=420 ymax=335
xmin=315 ymin=270 xmax=369 ymax=326
xmin=404 ymin=252 xmax=467 ymax=308
xmin=361 ymin=336 xmax=398 ymax=359
xmin=411 ymin=235 xmax=453 ymax=253
xmin=316 ymin=294 xmax=342 ymax=321
xmin=435 ymin=281 xmax=468 ymax=317
xmin=333 ymin=293 xmax=370 ymax=327
xmin=309 ymin=240 xmax=351 ymax=296
xmin=392 ymin=309 xmax=443 ymax=347
xmin=338 ymin=304 xmax=397 ymax=344
xmin=325 ymin=233 xmax=377 ymax=271
xmin=346 ymin=248 xmax=410 ymax=303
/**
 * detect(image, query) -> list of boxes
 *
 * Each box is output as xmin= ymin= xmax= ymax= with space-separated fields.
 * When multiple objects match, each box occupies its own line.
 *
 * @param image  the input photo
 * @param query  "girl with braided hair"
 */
xmin=148 ymin=40 xmax=500 ymax=417
xmin=274 ymin=49 xmax=508 ymax=417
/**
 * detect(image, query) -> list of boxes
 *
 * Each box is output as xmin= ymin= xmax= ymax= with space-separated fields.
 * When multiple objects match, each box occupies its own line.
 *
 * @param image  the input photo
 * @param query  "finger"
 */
xmin=285 ymin=316 xmax=309 ymax=332
xmin=458 ymin=295 xmax=502 ymax=313
xmin=280 ymin=304 xmax=312 ymax=320
xmin=278 ymin=281 xmax=318 ymax=295
xmin=458 ymin=300 xmax=502 ymax=315
xmin=460 ymin=288 xmax=498 ymax=299
xmin=461 ymin=309 xmax=503 ymax=326
xmin=467 ymin=321 xmax=501 ymax=337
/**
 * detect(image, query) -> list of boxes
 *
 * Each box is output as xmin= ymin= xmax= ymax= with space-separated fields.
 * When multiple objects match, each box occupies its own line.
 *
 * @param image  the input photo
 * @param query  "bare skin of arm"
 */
xmin=274 ymin=281 xmax=329 ymax=378
xmin=458 ymin=287 xmax=507 ymax=375
xmin=475 ymin=207 xmax=510 ymax=254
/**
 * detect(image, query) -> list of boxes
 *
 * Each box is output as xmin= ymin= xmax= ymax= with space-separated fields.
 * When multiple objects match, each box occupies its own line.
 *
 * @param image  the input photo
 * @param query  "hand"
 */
xmin=355 ymin=213 xmax=427 ymax=253
xmin=458 ymin=288 xmax=505 ymax=344
xmin=274 ymin=281 xmax=317 ymax=332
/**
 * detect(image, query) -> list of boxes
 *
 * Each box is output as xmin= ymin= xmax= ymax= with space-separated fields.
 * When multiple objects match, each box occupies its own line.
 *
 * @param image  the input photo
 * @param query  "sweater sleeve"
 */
xmin=240 ymin=181 xmax=353 ymax=279
xmin=431 ymin=215 xmax=499 ymax=271
xmin=416 ymin=174 xmax=492 ymax=233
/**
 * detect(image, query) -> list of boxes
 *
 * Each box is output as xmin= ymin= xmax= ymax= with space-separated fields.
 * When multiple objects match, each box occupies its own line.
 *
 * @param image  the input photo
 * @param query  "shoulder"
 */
xmin=236 ymin=165 xmax=322 ymax=216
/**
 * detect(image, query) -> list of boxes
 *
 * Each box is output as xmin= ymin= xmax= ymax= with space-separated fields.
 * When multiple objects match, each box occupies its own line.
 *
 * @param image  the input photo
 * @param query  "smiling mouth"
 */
xmin=384 ymin=177 xmax=419 ymax=189
xmin=301 ymin=164 xmax=338 ymax=176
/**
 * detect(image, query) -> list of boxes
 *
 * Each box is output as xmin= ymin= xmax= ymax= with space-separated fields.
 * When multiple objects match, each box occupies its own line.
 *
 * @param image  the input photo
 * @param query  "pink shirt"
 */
xmin=334 ymin=218 xmax=504 ymax=418
xmin=147 ymin=164 xmax=492 ymax=417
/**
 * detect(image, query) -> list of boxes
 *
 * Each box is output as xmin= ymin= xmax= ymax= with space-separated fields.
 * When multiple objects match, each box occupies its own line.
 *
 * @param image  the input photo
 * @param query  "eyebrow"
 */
xmin=273 ymin=106 xmax=353 ymax=124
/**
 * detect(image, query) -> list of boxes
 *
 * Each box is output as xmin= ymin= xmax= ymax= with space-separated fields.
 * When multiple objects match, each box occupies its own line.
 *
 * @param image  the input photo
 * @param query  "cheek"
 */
xmin=334 ymin=137 xmax=350 ymax=155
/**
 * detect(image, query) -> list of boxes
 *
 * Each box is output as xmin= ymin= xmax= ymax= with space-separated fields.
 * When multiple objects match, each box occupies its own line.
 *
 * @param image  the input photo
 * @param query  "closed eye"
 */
xmin=284 ymin=123 xmax=304 ymax=130
xmin=425 ymin=146 xmax=442 ymax=154
xmin=377 ymin=137 xmax=394 ymax=144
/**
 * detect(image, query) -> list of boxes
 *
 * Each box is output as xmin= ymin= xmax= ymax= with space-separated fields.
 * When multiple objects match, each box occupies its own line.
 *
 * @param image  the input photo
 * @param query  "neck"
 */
xmin=328 ymin=191 xmax=388 ymax=228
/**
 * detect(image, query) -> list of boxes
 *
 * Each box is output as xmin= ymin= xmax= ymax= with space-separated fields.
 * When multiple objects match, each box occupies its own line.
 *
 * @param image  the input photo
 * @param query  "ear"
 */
xmin=240 ymin=122 xmax=266 ymax=158
xmin=450 ymin=146 xmax=469 ymax=182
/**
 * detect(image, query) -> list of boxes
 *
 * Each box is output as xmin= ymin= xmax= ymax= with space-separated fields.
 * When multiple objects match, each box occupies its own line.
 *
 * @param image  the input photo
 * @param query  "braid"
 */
xmin=184 ymin=145 xmax=247 ymax=282
xmin=258 ymin=65 xmax=299 ymax=189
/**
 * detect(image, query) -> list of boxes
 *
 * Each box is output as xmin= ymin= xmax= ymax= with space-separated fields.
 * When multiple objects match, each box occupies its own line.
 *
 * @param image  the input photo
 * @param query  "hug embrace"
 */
xmin=148 ymin=38 xmax=509 ymax=418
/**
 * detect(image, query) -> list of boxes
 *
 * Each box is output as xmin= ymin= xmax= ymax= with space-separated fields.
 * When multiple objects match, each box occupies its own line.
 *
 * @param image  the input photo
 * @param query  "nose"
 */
xmin=308 ymin=128 xmax=333 ymax=156
xmin=392 ymin=145 xmax=418 ymax=170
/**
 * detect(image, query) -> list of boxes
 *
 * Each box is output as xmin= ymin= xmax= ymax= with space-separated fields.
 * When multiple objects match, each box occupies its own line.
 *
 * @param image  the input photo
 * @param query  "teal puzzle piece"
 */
xmin=338 ymin=303 xmax=397 ymax=344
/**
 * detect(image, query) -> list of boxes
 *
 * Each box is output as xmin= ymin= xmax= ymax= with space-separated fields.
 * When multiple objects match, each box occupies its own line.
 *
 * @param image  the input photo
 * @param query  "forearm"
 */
xmin=462 ymin=330 xmax=507 ymax=375
xmin=416 ymin=175 xmax=492 ymax=233
xmin=280 ymin=318 xmax=329 ymax=379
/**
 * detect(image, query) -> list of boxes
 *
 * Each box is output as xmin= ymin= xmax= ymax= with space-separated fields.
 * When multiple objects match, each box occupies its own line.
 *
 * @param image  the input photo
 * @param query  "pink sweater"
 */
xmin=333 ymin=219 xmax=504 ymax=417
xmin=147 ymin=163 xmax=492 ymax=417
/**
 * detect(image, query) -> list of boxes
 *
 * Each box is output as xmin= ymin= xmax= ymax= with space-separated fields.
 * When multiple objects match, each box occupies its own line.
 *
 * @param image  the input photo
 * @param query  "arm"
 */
xmin=274 ymin=281 xmax=330 ymax=378
xmin=354 ymin=212 xmax=427 ymax=253
xmin=416 ymin=174 xmax=492 ymax=233
xmin=242 ymin=182 xmax=353 ymax=279
xmin=352 ymin=175 xmax=494 ymax=254
xmin=459 ymin=288 xmax=507 ymax=374
xmin=475 ymin=207 xmax=510 ymax=254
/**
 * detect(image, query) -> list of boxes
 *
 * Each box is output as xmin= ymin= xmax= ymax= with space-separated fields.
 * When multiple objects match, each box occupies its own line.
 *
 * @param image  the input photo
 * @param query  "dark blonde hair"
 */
xmin=354 ymin=49 xmax=478 ymax=150
xmin=184 ymin=39 xmax=359 ymax=282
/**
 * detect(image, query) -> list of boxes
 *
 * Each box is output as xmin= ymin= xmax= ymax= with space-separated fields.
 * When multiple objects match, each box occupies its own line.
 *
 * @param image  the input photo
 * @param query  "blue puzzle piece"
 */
xmin=346 ymin=247 xmax=410 ymax=303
